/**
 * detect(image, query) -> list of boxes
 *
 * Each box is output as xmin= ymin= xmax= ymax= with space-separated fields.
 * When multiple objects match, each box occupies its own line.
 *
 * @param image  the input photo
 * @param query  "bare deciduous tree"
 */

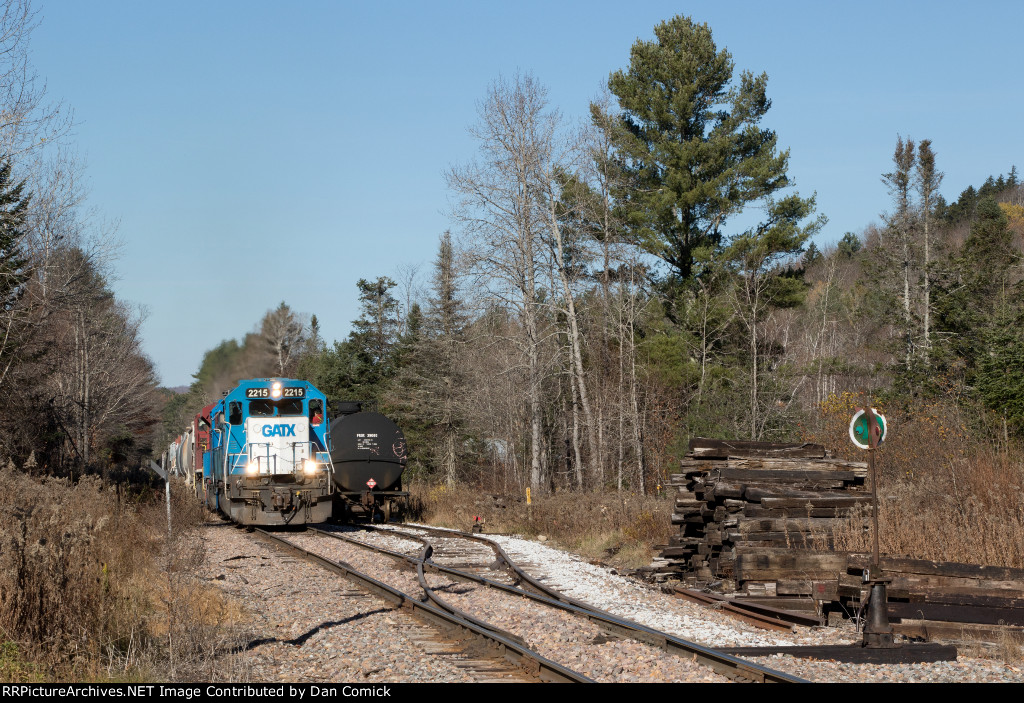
xmin=261 ymin=301 xmax=308 ymax=377
xmin=448 ymin=74 xmax=556 ymax=492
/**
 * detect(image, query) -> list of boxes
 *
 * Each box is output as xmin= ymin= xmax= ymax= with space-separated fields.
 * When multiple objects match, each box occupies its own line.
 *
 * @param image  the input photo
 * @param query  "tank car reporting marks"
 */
xmin=356 ymin=433 xmax=380 ymax=453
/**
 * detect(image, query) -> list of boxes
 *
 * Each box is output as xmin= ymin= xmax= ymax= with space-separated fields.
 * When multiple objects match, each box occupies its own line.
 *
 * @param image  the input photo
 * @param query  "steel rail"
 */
xmin=253 ymin=528 xmax=593 ymax=683
xmin=376 ymin=523 xmax=575 ymax=602
xmin=311 ymin=526 xmax=806 ymax=683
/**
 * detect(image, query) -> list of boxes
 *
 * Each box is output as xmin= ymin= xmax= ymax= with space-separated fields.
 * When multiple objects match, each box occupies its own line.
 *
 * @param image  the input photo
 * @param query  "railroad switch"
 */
xmin=861 ymin=571 xmax=895 ymax=648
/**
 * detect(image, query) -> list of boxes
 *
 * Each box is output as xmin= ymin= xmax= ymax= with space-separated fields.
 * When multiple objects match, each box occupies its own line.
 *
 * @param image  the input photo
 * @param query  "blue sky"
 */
xmin=29 ymin=0 xmax=1024 ymax=386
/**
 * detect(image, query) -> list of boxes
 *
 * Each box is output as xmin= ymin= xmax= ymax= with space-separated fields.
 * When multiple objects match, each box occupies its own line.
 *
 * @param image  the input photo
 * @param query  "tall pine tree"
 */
xmin=602 ymin=16 xmax=795 ymax=283
xmin=0 ymin=158 xmax=29 ymax=313
xmin=0 ymin=158 xmax=30 ymax=389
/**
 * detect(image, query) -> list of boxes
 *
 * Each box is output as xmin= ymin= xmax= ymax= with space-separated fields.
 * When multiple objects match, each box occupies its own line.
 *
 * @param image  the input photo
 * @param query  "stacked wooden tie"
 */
xmin=654 ymin=438 xmax=1024 ymax=640
xmin=657 ymin=437 xmax=869 ymax=594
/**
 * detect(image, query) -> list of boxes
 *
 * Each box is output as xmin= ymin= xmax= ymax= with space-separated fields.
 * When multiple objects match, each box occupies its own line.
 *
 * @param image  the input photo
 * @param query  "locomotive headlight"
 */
xmin=303 ymin=459 xmax=318 ymax=475
xmin=246 ymin=462 xmax=259 ymax=476
xmin=271 ymin=381 xmax=282 ymax=399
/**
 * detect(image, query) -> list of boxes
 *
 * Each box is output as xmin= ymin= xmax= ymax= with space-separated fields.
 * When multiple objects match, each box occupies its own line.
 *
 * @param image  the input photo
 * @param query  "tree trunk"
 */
xmin=545 ymin=205 xmax=599 ymax=486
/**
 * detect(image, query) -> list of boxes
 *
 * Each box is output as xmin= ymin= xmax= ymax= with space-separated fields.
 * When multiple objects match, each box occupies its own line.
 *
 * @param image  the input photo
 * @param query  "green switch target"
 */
xmin=849 ymin=408 xmax=887 ymax=449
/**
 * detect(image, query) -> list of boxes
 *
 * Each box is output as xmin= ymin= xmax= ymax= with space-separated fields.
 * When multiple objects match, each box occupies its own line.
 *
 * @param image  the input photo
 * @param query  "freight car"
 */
xmin=168 ymin=381 xmax=409 ymax=525
xmin=328 ymin=401 xmax=409 ymax=522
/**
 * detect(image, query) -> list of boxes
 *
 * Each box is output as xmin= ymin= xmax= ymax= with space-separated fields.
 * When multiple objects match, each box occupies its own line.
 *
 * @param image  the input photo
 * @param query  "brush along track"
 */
xmin=253 ymin=528 xmax=589 ymax=683
xmin=305 ymin=525 xmax=804 ymax=683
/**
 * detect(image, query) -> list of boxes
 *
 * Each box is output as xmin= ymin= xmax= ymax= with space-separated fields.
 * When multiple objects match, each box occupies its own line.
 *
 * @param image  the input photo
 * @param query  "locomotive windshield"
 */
xmin=249 ymin=399 xmax=304 ymax=417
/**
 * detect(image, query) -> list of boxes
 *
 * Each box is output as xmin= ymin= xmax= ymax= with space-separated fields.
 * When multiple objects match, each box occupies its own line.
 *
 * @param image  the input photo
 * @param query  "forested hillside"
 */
xmin=3 ymin=5 xmax=1022 ymax=682
xmin=164 ymin=16 xmax=1024 ymax=504
xmin=0 ymin=2 xmax=159 ymax=477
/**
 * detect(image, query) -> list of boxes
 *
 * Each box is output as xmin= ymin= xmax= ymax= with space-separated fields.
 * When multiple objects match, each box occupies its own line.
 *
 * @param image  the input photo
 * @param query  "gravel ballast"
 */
xmin=459 ymin=528 xmax=1024 ymax=683
xmin=200 ymin=519 xmax=1024 ymax=683
xmin=200 ymin=523 xmax=525 ymax=683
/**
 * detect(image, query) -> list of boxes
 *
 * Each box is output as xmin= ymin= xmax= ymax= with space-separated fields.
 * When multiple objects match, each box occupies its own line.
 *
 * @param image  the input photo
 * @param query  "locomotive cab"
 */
xmin=207 ymin=379 xmax=335 ymax=525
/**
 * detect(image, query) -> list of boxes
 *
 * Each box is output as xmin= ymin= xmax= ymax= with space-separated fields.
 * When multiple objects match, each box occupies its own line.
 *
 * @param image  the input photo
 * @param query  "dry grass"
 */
xmin=829 ymin=452 xmax=1024 ymax=567
xmin=408 ymin=483 xmax=676 ymax=569
xmin=806 ymin=393 xmax=1024 ymax=567
xmin=0 ymin=464 xmax=243 ymax=682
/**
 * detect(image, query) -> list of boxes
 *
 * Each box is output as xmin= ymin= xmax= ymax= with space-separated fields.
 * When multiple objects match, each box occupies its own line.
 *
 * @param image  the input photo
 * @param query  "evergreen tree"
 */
xmin=961 ymin=197 xmax=1015 ymax=307
xmin=0 ymin=159 xmax=29 ymax=312
xmin=0 ymin=158 xmax=30 ymax=389
xmin=387 ymin=232 xmax=468 ymax=484
xmin=932 ymin=197 xmax=1017 ymax=379
xmin=881 ymin=136 xmax=917 ymax=371
xmin=351 ymin=276 xmax=400 ymax=368
xmin=602 ymin=15 xmax=796 ymax=283
xmin=977 ymin=308 xmax=1024 ymax=434
xmin=837 ymin=232 xmax=861 ymax=258
xmin=802 ymin=242 xmax=822 ymax=268
xmin=915 ymin=139 xmax=943 ymax=363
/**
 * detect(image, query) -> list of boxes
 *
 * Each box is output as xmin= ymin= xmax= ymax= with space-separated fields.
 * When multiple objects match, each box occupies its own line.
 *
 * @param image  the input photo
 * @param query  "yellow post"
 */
xmin=526 ymin=487 xmax=531 ymax=505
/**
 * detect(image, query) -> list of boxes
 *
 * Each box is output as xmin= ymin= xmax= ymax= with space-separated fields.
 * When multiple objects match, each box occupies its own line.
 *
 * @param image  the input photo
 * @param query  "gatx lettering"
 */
xmin=261 ymin=424 xmax=296 ymax=437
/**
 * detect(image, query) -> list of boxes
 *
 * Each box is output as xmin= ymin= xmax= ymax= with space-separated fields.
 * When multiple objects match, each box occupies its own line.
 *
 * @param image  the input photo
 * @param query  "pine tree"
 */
xmin=977 ymin=307 xmax=1024 ymax=434
xmin=932 ymin=197 xmax=1016 ymax=378
xmin=602 ymin=15 xmax=795 ymax=283
xmin=0 ymin=159 xmax=29 ymax=312
xmin=389 ymin=232 xmax=468 ymax=485
xmin=881 ymin=136 xmax=917 ymax=371
xmin=915 ymin=139 xmax=943 ymax=363
xmin=351 ymin=277 xmax=400 ymax=364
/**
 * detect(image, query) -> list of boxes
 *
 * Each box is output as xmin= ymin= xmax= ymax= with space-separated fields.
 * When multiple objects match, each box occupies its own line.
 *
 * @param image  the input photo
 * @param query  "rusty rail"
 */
xmin=314 ymin=525 xmax=806 ymax=683
xmin=254 ymin=529 xmax=592 ymax=683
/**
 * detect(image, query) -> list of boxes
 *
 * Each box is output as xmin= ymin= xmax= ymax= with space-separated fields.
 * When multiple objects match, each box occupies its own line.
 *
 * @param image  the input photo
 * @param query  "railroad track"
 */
xmin=302 ymin=524 xmax=805 ymax=683
xmin=253 ymin=528 xmax=588 ymax=683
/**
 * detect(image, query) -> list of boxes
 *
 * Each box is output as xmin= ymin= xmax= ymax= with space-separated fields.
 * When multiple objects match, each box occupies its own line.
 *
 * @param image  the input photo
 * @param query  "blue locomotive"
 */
xmin=202 ymin=378 xmax=334 ymax=526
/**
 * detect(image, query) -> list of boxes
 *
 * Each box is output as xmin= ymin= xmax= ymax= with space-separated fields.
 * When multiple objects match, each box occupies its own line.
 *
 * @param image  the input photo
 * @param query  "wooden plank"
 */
xmin=671 ymin=513 xmax=710 ymax=525
xmin=811 ymin=580 xmax=839 ymax=601
xmin=688 ymin=438 xmax=826 ymax=459
xmin=717 ymin=468 xmax=856 ymax=483
xmin=742 ymin=506 xmax=858 ymax=518
xmin=736 ymin=517 xmax=859 ymax=533
xmin=775 ymin=579 xmax=814 ymax=596
xmin=841 ymin=569 xmax=1024 ymax=596
xmin=837 ymin=573 xmax=1024 ymax=601
xmin=760 ymin=496 xmax=873 ymax=509
xmin=730 ymin=533 xmax=823 ymax=547
xmin=674 ymin=498 xmax=703 ymax=508
xmin=887 ymin=601 xmax=1024 ymax=626
xmin=847 ymin=554 xmax=1024 ymax=582
xmin=735 ymin=551 xmax=849 ymax=581
xmin=705 ymin=481 xmax=745 ymax=499
xmin=720 ymin=458 xmax=867 ymax=478
xmin=893 ymin=620 xmax=1024 ymax=644
xmin=745 ymin=486 xmax=869 ymax=502
xmin=909 ymin=591 xmax=1024 ymax=609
